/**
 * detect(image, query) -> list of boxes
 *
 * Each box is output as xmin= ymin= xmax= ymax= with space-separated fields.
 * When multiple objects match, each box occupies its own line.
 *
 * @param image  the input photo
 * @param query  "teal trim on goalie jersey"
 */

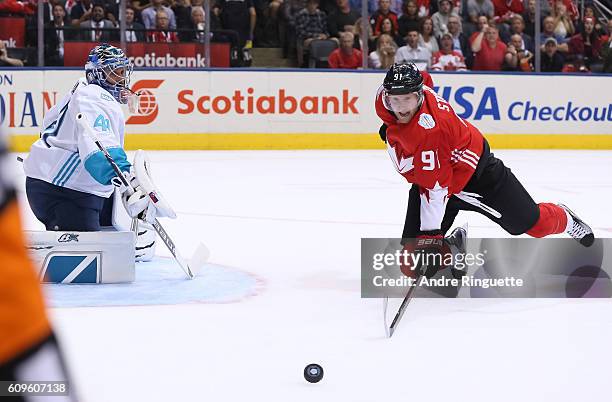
xmin=83 ymin=147 xmax=130 ymax=185
xmin=58 ymin=158 xmax=81 ymax=187
xmin=52 ymin=153 xmax=79 ymax=186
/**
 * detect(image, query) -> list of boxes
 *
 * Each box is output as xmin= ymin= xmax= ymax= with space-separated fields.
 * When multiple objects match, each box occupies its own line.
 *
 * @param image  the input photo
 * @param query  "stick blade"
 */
xmin=188 ymin=243 xmax=210 ymax=277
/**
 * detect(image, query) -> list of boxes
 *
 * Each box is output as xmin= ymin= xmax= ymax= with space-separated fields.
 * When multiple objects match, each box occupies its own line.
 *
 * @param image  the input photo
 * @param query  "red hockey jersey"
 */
xmin=379 ymin=86 xmax=485 ymax=232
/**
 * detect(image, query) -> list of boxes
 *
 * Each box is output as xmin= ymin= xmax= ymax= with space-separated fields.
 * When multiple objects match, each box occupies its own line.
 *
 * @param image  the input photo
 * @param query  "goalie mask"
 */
xmin=85 ymin=43 xmax=137 ymax=105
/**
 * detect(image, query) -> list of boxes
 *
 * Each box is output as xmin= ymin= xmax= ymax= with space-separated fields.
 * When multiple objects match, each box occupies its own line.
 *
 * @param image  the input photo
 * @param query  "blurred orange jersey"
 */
xmin=0 ymin=143 xmax=51 ymax=364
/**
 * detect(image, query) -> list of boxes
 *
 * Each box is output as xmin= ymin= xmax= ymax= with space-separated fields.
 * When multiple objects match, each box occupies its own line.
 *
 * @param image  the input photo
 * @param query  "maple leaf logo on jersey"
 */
xmin=418 ymin=113 xmax=436 ymax=130
xmin=387 ymin=142 xmax=414 ymax=174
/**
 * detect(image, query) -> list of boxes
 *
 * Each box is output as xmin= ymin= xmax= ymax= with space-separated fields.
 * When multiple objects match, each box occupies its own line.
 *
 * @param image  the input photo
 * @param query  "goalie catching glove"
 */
xmin=112 ymin=150 xmax=177 ymax=223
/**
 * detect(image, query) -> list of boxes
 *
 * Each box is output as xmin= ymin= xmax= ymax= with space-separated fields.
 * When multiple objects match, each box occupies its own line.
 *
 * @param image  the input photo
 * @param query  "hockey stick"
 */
xmin=385 ymin=226 xmax=468 ymax=337
xmin=76 ymin=113 xmax=208 ymax=279
xmin=384 ymin=272 xmax=422 ymax=338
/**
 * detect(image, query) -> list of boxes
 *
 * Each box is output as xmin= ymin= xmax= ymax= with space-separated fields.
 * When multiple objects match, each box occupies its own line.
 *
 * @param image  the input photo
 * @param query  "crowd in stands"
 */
xmin=0 ymin=0 xmax=610 ymax=71
xmin=0 ymin=0 xmax=253 ymax=66
xmin=289 ymin=0 xmax=611 ymax=72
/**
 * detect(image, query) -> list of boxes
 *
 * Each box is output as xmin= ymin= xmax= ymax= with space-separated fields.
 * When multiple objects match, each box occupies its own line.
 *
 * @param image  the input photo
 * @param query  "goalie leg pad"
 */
xmin=26 ymin=231 xmax=136 ymax=284
xmin=135 ymin=220 xmax=157 ymax=262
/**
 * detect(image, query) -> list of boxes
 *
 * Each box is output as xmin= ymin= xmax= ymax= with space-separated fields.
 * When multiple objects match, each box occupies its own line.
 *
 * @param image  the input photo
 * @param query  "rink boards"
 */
xmin=1 ymin=68 xmax=611 ymax=151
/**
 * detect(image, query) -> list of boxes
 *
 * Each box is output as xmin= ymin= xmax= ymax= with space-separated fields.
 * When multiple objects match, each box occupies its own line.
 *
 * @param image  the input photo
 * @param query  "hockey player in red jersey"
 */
xmin=376 ymin=63 xmax=594 ymax=275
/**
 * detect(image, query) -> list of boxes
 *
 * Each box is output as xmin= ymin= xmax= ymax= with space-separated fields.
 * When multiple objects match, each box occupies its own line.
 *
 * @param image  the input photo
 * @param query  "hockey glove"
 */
xmin=415 ymin=231 xmax=446 ymax=279
xmin=379 ymin=123 xmax=388 ymax=143
xmin=111 ymin=169 xmax=152 ymax=221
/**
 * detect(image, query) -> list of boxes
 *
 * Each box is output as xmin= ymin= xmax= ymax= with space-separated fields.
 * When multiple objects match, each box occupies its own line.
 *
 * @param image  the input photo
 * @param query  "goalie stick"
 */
xmin=76 ymin=113 xmax=208 ymax=279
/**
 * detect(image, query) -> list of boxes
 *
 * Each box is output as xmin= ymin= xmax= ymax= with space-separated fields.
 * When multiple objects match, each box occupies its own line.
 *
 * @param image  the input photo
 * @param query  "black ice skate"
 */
xmin=559 ymin=204 xmax=595 ymax=247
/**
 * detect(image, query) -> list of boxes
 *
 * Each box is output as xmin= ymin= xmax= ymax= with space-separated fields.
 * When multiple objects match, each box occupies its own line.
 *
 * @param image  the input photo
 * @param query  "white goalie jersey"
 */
xmin=23 ymin=79 xmax=130 ymax=198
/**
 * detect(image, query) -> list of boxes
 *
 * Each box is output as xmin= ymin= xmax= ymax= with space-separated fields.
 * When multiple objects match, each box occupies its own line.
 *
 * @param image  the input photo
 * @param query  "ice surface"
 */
xmin=13 ymin=150 xmax=612 ymax=402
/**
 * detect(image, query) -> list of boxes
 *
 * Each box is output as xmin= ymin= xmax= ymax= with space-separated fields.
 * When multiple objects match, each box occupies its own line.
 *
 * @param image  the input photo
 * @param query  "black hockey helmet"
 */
xmin=383 ymin=63 xmax=423 ymax=95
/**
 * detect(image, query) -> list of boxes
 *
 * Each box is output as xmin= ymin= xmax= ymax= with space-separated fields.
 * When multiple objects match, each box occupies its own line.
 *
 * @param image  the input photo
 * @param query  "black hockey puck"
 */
xmin=304 ymin=363 xmax=324 ymax=383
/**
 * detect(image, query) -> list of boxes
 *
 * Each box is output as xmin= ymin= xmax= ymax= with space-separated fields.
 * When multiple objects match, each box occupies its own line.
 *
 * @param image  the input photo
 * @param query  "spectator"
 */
xmin=368 ymin=33 xmax=397 ymax=68
xmin=541 ymin=16 xmax=569 ymax=52
xmin=147 ymin=9 xmax=180 ymax=42
xmin=603 ymin=18 xmax=612 ymax=43
xmin=371 ymin=0 xmax=399 ymax=37
xmin=395 ymin=29 xmax=432 ymax=70
xmin=378 ymin=17 xmax=404 ymax=46
xmin=327 ymin=0 xmax=360 ymax=39
xmin=124 ymin=6 xmax=145 ymax=42
xmin=281 ymin=0 xmax=307 ymax=57
xmin=548 ymin=0 xmax=578 ymax=21
xmin=101 ymin=0 xmax=120 ymax=26
xmin=173 ymin=0 xmax=193 ymax=31
xmin=502 ymin=14 xmax=533 ymax=52
xmin=602 ymin=21 xmax=612 ymax=73
xmin=0 ymin=40 xmax=24 ymax=67
xmin=504 ymin=33 xmax=533 ymax=70
xmin=45 ymin=4 xmax=72 ymax=65
xmin=216 ymin=0 xmax=257 ymax=47
xmin=568 ymin=17 xmax=603 ymax=70
xmin=551 ymin=1 xmax=574 ymax=39
xmin=328 ymin=31 xmax=362 ymax=68
xmin=366 ymin=0 xmax=402 ymax=15
xmin=432 ymin=32 xmax=467 ymax=70
xmin=253 ymin=0 xmax=283 ymax=46
xmin=130 ymin=0 xmax=150 ymax=13
xmin=469 ymin=15 xmax=489 ymax=46
xmin=472 ymin=25 xmax=506 ymax=70
xmin=419 ymin=16 xmax=439 ymax=52
xmin=447 ymin=14 xmax=473 ymax=67
xmin=467 ymin=0 xmax=494 ymax=26
xmin=398 ymin=0 xmax=420 ymax=37
xmin=79 ymin=3 xmax=115 ymax=41
xmin=431 ymin=0 xmax=456 ymax=38
xmin=70 ymin=0 xmax=93 ymax=26
xmin=522 ymin=0 xmax=550 ymax=38
xmin=541 ymin=37 xmax=564 ymax=71
xmin=576 ymin=7 xmax=604 ymax=36
xmin=142 ymin=0 xmax=177 ymax=30
xmin=416 ymin=0 xmax=431 ymax=17
xmin=492 ymin=0 xmax=523 ymax=25
xmin=183 ymin=6 xmax=207 ymax=42
xmin=354 ymin=17 xmax=375 ymax=50
xmin=295 ymin=0 xmax=330 ymax=66
xmin=41 ymin=0 xmax=64 ymax=23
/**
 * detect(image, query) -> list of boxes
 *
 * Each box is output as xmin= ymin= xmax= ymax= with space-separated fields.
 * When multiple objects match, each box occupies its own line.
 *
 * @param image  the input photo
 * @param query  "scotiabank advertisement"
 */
xmin=0 ymin=17 xmax=26 ymax=48
xmin=0 ymin=69 xmax=611 ymax=149
xmin=64 ymin=42 xmax=230 ymax=68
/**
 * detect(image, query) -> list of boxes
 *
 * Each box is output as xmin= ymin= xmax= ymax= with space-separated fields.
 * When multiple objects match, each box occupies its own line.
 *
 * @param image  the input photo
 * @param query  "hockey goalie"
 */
xmin=21 ymin=44 xmax=175 ymax=283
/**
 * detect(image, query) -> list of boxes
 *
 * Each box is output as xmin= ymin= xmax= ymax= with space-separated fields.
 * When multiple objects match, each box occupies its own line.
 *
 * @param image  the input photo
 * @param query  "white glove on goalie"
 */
xmin=111 ymin=150 xmax=177 ymax=223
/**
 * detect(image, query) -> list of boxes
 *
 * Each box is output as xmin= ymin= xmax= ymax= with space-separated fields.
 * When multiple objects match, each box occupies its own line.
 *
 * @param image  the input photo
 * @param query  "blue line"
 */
xmin=54 ymin=154 xmax=79 ymax=187
xmin=52 ymin=154 xmax=78 ymax=185
xmin=59 ymin=159 xmax=81 ymax=187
